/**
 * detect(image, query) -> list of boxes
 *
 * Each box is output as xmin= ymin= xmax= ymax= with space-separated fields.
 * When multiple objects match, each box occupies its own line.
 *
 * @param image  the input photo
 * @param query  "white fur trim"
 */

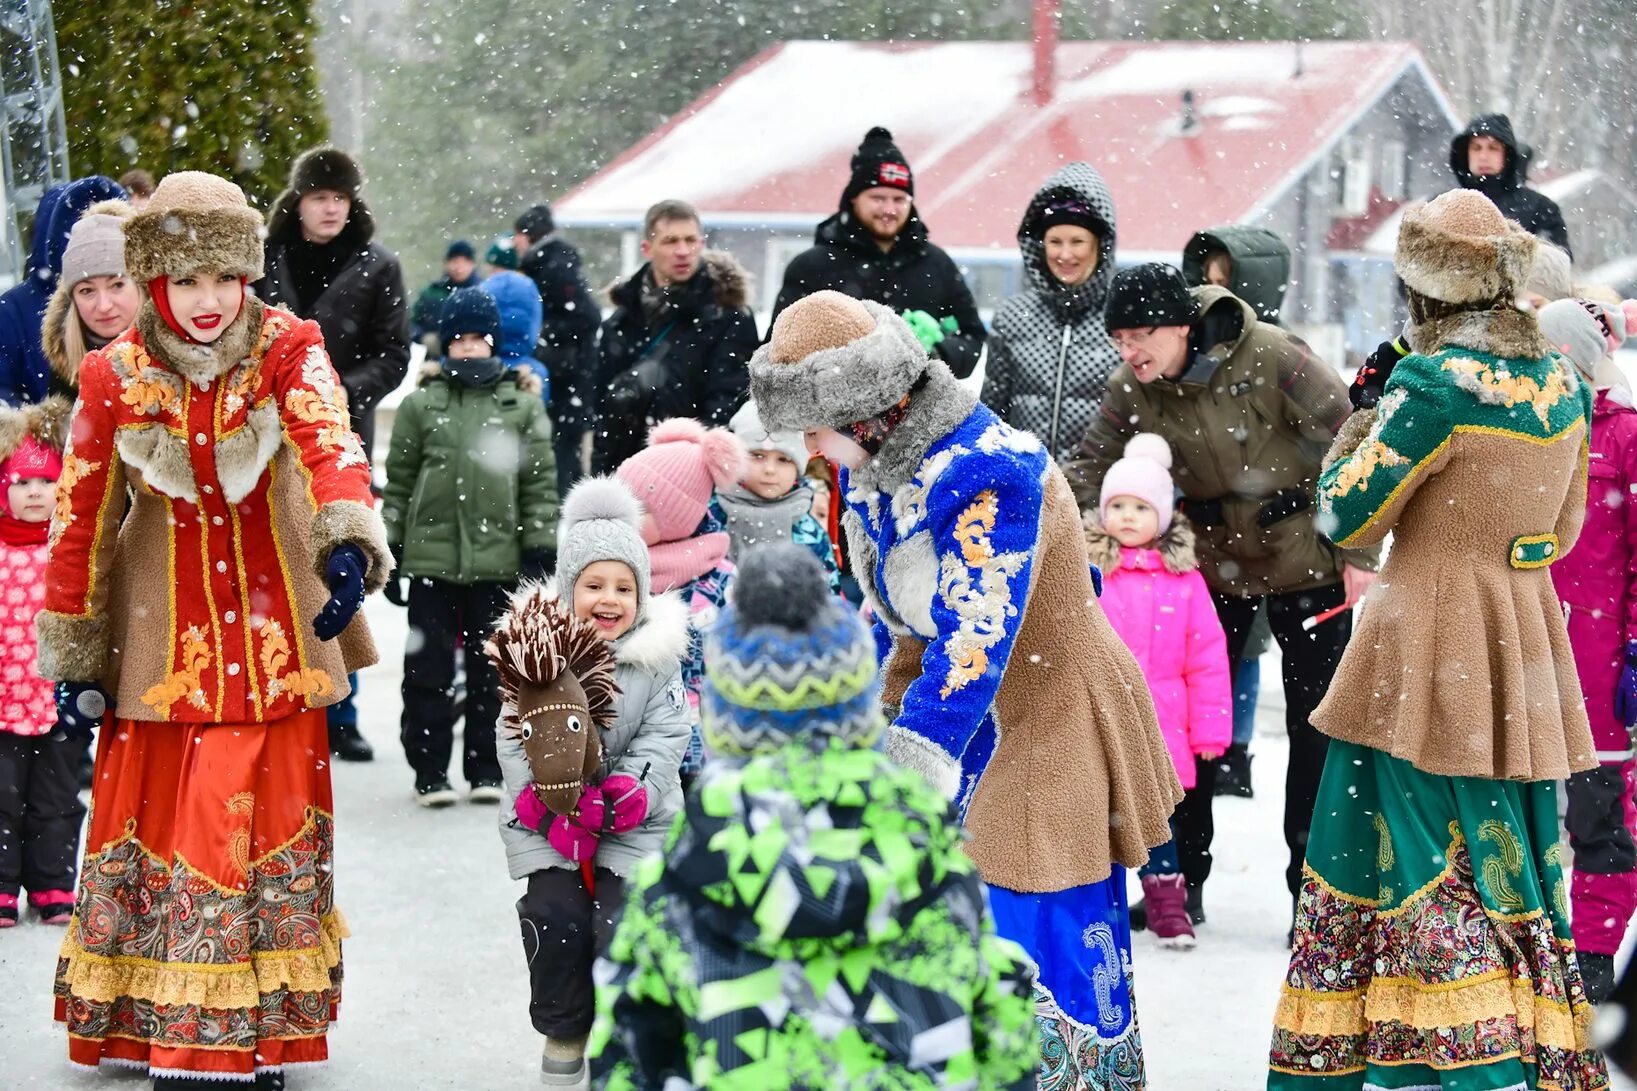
xmin=615 ymin=590 xmax=690 ymax=673
xmin=116 ymin=423 xmax=198 ymax=502
xmin=892 ymin=444 xmax=963 ymax=538
xmin=883 ymin=725 xmax=961 ymax=799
xmin=883 ymin=531 xmax=939 ymax=639
xmin=216 ymin=401 xmax=282 ymax=503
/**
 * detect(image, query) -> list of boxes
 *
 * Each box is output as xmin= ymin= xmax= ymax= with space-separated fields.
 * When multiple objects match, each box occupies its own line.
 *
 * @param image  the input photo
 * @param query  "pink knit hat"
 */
xmin=1099 ymin=433 xmax=1176 ymax=534
xmin=615 ymin=418 xmax=747 ymax=545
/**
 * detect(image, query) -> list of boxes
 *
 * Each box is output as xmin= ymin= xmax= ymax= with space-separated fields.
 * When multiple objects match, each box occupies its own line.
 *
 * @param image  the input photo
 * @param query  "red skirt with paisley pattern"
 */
xmin=54 ymin=709 xmax=346 ymax=1079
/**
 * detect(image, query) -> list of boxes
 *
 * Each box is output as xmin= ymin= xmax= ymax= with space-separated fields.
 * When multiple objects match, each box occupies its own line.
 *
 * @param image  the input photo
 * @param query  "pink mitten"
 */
xmin=547 ymin=814 xmax=601 ymax=862
xmin=514 ymin=785 xmax=551 ymax=832
xmin=601 ymin=774 xmax=649 ymax=834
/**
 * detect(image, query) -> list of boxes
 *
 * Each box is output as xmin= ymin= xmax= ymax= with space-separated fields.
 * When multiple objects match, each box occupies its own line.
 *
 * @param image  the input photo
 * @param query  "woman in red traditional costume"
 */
xmin=37 ymin=170 xmax=392 ymax=1090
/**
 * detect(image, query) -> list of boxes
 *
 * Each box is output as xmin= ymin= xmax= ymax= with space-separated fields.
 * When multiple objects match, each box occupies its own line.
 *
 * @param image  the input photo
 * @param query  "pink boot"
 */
xmin=28 ymin=889 xmax=74 ymax=925
xmin=1140 ymin=874 xmax=1196 ymax=950
xmin=0 ymin=893 xmax=17 ymax=928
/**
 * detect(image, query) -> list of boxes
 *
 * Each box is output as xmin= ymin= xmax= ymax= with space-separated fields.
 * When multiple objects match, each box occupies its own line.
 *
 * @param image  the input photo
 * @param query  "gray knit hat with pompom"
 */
xmin=553 ymin=476 xmax=652 ymax=606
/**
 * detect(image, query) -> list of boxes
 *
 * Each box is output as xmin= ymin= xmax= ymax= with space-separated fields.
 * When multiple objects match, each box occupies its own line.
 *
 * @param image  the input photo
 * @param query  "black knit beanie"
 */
xmin=514 ymin=203 xmax=555 ymax=241
xmin=842 ymin=127 xmax=914 ymax=207
xmin=1105 ymin=263 xmax=1198 ymax=332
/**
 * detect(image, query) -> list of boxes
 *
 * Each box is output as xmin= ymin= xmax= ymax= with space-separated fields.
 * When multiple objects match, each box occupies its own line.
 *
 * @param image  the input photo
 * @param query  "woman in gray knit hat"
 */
xmin=40 ymin=199 xmax=136 ymax=399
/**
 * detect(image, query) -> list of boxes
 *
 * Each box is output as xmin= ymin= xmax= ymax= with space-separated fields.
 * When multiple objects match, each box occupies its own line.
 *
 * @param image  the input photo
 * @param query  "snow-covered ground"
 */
xmin=1 ymin=598 xmax=1633 ymax=1088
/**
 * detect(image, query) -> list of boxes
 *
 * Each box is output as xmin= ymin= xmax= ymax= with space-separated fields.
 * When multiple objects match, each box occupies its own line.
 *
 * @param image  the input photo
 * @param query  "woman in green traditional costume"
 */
xmin=1268 ymin=188 xmax=1609 ymax=1090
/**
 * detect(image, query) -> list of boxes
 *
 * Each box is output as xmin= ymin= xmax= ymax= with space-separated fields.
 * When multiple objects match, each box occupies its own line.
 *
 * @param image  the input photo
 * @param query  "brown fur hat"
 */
xmin=123 ymin=171 xmax=264 ymax=283
xmin=1395 ymin=189 xmax=1536 ymax=306
xmin=265 ymin=146 xmax=375 ymax=245
xmin=0 ymin=396 xmax=71 ymax=464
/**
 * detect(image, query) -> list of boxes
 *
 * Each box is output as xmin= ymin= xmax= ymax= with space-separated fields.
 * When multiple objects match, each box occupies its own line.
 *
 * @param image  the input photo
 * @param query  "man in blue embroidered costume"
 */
xmin=1268 ymin=188 xmax=1607 ymax=1089
xmin=749 ymin=290 xmax=1182 ymax=1089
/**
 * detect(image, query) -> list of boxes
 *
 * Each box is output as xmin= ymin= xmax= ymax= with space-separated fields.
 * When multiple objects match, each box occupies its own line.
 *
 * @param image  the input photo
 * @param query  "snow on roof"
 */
xmin=556 ymin=39 xmax=1442 ymax=254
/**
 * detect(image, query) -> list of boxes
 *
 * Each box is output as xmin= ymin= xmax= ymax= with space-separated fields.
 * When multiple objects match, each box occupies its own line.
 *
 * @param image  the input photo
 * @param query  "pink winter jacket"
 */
xmin=0 ymin=539 xmax=54 ymax=736
xmin=1553 ymin=388 xmax=1637 ymax=746
xmin=1087 ymin=519 xmax=1232 ymax=790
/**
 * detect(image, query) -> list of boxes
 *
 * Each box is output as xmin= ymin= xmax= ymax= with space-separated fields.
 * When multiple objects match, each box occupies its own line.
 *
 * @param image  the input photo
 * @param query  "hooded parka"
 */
xmin=1181 ymin=225 xmax=1291 ymax=325
xmin=982 ymin=163 xmax=1121 ymax=462
xmin=1450 ymin=113 xmax=1572 ymax=255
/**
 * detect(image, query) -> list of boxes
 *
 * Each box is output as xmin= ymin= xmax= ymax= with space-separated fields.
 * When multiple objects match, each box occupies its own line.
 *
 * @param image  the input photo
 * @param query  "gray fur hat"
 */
xmin=750 ymin=291 xmax=929 ymax=431
xmin=554 ymin=476 xmax=652 ymax=605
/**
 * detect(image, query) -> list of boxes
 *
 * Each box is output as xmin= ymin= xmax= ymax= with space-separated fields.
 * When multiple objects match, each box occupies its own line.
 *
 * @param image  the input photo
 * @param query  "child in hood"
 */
xmin=0 ymin=397 xmax=78 ymax=928
xmin=1539 ymin=294 xmax=1637 ymax=1001
xmin=1085 ymin=433 xmax=1231 ymax=950
xmin=590 ymin=543 xmax=1039 ymax=1089
xmin=381 ymin=285 xmax=559 ymax=806
xmin=496 ymin=475 xmax=691 ymax=1089
xmin=710 ymin=398 xmax=841 ymax=593
xmin=615 ymin=418 xmax=744 ymax=786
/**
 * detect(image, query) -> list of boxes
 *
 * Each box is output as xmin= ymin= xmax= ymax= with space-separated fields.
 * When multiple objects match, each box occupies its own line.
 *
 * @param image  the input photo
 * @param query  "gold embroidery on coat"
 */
xmin=937 ymin=490 xmax=1029 ymax=699
xmin=140 ymin=624 xmax=212 ymax=713
xmin=110 ymin=343 xmax=184 ymax=419
xmin=1442 ymin=356 xmax=1571 ymax=426
xmin=50 ymin=454 xmax=103 ymax=548
xmin=258 ymin=618 xmax=333 ymax=704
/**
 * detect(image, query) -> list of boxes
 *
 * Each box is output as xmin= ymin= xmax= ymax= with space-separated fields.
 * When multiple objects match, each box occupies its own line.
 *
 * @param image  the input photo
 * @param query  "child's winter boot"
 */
xmin=30 ymin=889 xmax=74 ymax=925
xmin=541 ymin=1034 xmax=589 ymax=1090
xmin=1139 ymin=873 xmax=1195 ymax=949
xmin=0 ymin=893 xmax=16 ymax=928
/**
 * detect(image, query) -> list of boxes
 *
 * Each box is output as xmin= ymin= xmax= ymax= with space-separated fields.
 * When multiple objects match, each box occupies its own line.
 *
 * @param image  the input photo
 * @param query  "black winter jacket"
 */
xmin=770 ymin=211 xmax=986 ymax=379
xmin=257 ymin=199 xmax=410 ymax=460
xmin=982 ymin=162 xmax=1120 ymax=462
xmin=1182 ymin=224 xmax=1291 ymax=325
xmin=592 ymin=251 xmax=757 ymax=472
xmin=1449 ymin=113 xmax=1571 ymax=256
xmin=520 ymin=235 xmax=602 ymax=437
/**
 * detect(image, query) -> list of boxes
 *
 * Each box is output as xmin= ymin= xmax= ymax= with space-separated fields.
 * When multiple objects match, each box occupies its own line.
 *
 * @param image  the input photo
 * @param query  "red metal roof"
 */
xmin=556 ymin=39 xmax=1445 ymax=255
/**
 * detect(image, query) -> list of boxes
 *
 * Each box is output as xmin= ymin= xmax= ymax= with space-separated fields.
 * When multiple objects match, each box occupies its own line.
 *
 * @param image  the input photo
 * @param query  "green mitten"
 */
xmin=901 ymin=309 xmax=944 ymax=353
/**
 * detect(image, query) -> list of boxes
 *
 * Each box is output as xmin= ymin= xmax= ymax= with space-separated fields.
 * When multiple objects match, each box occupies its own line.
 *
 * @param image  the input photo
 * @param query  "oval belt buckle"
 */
xmin=1509 ymin=533 xmax=1560 ymax=570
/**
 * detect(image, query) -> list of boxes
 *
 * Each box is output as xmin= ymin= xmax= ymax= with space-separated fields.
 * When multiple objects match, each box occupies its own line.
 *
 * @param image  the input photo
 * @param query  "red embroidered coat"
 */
xmin=38 ymin=302 xmax=386 ymax=724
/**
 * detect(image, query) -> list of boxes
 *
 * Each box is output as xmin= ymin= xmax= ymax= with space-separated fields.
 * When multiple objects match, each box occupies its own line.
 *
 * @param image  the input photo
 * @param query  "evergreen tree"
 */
xmin=55 ymin=0 xmax=328 ymax=208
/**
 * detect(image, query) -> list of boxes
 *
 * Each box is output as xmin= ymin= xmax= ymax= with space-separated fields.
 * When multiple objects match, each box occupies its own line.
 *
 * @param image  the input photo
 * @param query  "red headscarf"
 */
xmin=147 ymin=275 xmax=246 ymax=344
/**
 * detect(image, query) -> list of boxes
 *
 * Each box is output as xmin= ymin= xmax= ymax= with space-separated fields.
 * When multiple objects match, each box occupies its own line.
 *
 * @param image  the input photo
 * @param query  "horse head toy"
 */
xmin=485 ymin=586 xmax=625 ymax=889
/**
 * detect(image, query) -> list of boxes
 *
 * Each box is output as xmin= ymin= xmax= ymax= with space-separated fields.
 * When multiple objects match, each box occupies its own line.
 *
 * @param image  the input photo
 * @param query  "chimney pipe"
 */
xmin=1032 ymin=0 xmax=1059 ymax=106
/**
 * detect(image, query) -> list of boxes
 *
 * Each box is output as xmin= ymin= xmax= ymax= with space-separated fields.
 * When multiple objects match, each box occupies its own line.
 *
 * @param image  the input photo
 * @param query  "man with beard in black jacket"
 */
xmin=769 ymin=126 xmax=986 ymax=379
xmin=256 ymin=145 xmax=410 ymax=764
xmin=1450 ymin=113 xmax=1571 ymax=255
xmin=593 ymin=199 xmax=756 ymax=472
xmin=513 ymin=203 xmax=601 ymax=496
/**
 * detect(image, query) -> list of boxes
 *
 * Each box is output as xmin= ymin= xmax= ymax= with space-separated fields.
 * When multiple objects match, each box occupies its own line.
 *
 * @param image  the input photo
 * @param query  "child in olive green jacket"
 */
xmin=381 ymin=286 xmax=558 ymax=805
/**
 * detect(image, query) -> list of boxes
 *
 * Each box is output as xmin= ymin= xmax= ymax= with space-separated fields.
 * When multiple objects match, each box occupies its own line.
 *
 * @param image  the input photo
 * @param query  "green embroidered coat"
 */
xmin=1310 ymin=308 xmax=1597 ymax=781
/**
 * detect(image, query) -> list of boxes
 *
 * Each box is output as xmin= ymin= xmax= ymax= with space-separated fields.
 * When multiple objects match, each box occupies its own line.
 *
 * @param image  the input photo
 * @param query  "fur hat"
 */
xmin=266 ymin=147 xmax=373 ymax=245
xmin=1526 ymin=242 xmax=1573 ymax=303
xmin=727 ymin=398 xmax=806 ymax=469
xmin=702 ymin=542 xmax=881 ymax=757
xmin=514 ymin=204 xmax=554 ymax=241
xmin=123 ymin=171 xmax=264 ymax=283
xmin=750 ymin=292 xmax=929 ymax=432
xmin=1395 ymin=189 xmax=1536 ymax=306
xmin=1099 ymin=432 xmax=1176 ymax=535
xmin=554 ymin=476 xmax=652 ymax=606
xmin=615 ymin=418 xmax=746 ymax=545
xmin=842 ymin=126 xmax=913 ymax=207
xmin=1105 ymin=262 xmax=1197 ymax=332
xmin=60 ymin=199 xmax=134 ymax=287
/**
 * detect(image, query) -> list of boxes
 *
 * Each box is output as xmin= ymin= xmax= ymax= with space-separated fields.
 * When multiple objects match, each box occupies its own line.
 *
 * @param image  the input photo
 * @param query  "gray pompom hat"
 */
xmin=553 ymin=476 xmax=652 ymax=606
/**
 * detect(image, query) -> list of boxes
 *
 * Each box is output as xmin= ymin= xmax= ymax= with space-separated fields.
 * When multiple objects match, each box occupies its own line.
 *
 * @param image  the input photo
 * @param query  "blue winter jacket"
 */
xmin=0 ymin=176 xmax=126 ymax=405
xmin=485 ymin=270 xmax=547 ymax=399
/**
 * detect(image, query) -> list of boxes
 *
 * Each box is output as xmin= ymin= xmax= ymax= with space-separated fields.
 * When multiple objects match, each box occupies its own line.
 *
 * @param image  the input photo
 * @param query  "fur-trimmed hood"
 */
xmin=0 ymin=395 xmax=70 ymax=464
xmin=416 ymin=358 xmax=543 ymax=395
xmin=605 ymin=249 xmax=749 ymax=314
xmin=1082 ymin=512 xmax=1198 ymax=576
xmin=41 ymin=284 xmax=81 ymax=390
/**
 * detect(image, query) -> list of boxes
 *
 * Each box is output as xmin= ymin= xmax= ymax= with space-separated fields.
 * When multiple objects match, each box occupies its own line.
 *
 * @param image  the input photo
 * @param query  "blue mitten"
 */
xmin=313 ymin=544 xmax=367 ymax=641
xmin=56 ymin=681 xmax=109 ymax=740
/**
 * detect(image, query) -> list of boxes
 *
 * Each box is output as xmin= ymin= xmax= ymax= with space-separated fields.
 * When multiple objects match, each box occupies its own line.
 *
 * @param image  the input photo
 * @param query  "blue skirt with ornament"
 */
xmin=989 ymin=870 xmax=1146 ymax=1090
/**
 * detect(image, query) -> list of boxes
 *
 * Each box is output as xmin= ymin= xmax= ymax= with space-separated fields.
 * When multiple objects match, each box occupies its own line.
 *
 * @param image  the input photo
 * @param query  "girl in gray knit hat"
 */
xmin=40 ymin=199 xmax=136 ymax=398
xmin=495 ymin=474 xmax=691 ymax=1090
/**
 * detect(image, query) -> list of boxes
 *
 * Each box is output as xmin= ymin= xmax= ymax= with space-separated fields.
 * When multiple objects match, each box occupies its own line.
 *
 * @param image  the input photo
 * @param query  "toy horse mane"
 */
xmin=484 ymin=584 xmax=619 ymax=734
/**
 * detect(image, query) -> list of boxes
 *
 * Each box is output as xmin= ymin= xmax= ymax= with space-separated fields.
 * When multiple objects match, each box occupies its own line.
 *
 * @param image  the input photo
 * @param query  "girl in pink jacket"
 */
xmin=1541 ymin=296 xmax=1637 ymax=1002
xmin=1085 ymin=433 xmax=1232 ymax=949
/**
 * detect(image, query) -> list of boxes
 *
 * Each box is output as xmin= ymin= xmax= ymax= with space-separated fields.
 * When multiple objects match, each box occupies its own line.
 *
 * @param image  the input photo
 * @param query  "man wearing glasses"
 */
xmin=1066 ymin=262 xmax=1377 ymax=939
xmin=592 ymin=199 xmax=757 ymax=472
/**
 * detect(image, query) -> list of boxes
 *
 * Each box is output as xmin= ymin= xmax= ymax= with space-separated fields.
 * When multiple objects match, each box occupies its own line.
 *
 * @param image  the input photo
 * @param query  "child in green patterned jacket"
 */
xmin=588 ymin=543 xmax=1037 ymax=1089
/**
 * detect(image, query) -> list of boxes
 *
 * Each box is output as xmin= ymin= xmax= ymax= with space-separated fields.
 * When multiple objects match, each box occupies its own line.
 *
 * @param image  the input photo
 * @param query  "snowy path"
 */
xmin=2 ymin=597 xmax=1632 ymax=1088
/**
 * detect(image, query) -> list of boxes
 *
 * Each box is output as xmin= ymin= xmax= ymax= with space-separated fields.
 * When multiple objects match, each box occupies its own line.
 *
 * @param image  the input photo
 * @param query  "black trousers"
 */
xmin=553 ymin=426 xmax=585 ymax=503
xmin=0 ymin=731 xmax=86 ymax=897
xmin=517 ymin=867 xmax=626 ymax=1038
xmin=401 ymin=578 xmax=509 ymax=785
xmin=1178 ymin=581 xmax=1351 ymax=897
